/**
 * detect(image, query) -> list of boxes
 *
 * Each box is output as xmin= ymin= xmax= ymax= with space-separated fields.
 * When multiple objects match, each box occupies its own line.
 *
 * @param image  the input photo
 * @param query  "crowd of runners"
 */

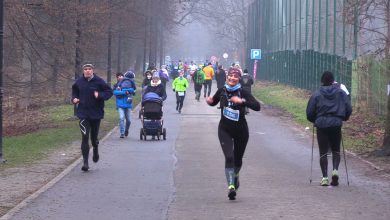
xmin=71 ymin=58 xmax=352 ymax=200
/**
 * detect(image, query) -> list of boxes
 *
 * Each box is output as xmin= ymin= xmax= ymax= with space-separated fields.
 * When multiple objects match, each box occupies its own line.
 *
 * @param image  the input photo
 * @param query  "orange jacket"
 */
xmin=203 ymin=65 xmax=214 ymax=80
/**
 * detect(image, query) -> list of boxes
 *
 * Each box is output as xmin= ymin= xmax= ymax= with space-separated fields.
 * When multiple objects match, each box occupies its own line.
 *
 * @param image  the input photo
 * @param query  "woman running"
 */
xmin=206 ymin=67 xmax=260 ymax=200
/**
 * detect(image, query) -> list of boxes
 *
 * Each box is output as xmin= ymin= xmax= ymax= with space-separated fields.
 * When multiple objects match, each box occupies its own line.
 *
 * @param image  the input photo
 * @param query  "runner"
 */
xmin=71 ymin=63 xmax=113 ymax=171
xmin=206 ymin=67 xmax=260 ymax=200
xmin=203 ymin=62 xmax=215 ymax=98
xmin=172 ymin=70 xmax=189 ymax=113
xmin=192 ymin=65 xmax=205 ymax=101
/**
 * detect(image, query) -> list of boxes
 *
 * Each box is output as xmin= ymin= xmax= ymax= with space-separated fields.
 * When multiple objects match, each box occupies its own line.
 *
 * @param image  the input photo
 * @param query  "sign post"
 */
xmin=250 ymin=49 xmax=261 ymax=81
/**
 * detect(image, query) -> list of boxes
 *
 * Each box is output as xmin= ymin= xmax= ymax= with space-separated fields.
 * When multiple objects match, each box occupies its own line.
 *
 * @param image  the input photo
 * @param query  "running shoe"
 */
xmin=120 ymin=134 xmax=125 ymax=138
xmin=331 ymin=170 xmax=339 ymax=186
xmin=92 ymin=147 xmax=99 ymax=163
xmin=81 ymin=160 xmax=89 ymax=172
xmin=320 ymin=177 xmax=329 ymax=186
xmin=228 ymin=185 xmax=236 ymax=200
xmin=125 ymin=130 xmax=129 ymax=137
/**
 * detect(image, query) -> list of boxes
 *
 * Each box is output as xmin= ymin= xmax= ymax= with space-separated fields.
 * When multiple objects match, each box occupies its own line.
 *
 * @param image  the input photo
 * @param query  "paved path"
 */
xmin=4 ymin=82 xmax=390 ymax=220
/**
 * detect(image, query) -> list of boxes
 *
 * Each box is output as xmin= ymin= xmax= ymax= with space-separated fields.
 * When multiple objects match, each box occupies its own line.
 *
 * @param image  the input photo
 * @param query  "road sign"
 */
xmin=250 ymin=49 xmax=262 ymax=60
xmin=253 ymin=60 xmax=258 ymax=80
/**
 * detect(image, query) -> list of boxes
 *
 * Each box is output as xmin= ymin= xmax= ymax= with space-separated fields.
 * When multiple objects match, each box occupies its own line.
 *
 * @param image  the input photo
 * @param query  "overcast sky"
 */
xmin=166 ymin=21 xmax=222 ymax=64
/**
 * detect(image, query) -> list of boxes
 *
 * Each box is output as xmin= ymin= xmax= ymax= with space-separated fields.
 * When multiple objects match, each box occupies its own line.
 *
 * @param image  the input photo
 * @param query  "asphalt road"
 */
xmin=3 ymin=82 xmax=390 ymax=220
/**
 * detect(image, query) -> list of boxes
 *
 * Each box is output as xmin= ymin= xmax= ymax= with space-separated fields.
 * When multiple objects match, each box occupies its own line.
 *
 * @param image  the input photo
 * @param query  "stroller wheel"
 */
xmin=163 ymin=128 xmax=166 ymax=140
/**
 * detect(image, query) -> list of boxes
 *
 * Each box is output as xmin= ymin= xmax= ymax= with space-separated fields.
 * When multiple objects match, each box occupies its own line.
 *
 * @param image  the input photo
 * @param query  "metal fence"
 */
xmin=246 ymin=0 xmax=387 ymax=114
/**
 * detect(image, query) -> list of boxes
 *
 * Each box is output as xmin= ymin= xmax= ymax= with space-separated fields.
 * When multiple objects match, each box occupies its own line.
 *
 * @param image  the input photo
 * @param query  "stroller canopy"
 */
xmin=143 ymin=92 xmax=163 ymax=105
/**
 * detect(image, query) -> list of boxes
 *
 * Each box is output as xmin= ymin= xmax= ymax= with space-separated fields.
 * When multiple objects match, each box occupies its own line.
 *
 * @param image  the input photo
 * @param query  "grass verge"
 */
xmin=1 ymin=79 xmax=142 ymax=170
xmin=252 ymin=81 xmax=384 ymax=154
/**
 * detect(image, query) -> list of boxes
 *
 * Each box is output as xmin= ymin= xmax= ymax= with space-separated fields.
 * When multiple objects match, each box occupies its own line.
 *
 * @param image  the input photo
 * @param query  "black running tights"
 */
xmin=79 ymin=119 xmax=101 ymax=161
xmin=175 ymin=92 xmax=186 ymax=110
xmin=203 ymin=80 xmax=212 ymax=97
xmin=218 ymin=122 xmax=249 ymax=171
xmin=316 ymin=126 xmax=341 ymax=177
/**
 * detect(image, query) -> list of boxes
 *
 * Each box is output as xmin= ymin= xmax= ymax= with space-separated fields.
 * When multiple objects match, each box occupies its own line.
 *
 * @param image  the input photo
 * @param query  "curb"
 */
xmin=0 ymin=128 xmax=116 ymax=220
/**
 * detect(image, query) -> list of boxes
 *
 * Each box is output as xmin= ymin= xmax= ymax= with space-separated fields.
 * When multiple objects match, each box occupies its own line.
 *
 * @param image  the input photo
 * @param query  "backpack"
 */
xmin=194 ymin=70 xmax=205 ymax=84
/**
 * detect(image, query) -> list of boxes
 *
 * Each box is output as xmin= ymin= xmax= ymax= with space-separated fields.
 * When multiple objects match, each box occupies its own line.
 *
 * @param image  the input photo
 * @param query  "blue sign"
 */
xmin=250 ymin=49 xmax=262 ymax=60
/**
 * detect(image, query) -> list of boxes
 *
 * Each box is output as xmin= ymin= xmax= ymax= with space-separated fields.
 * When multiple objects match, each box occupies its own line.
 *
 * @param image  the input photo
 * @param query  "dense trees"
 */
xmin=2 ymin=0 xmax=181 ymax=134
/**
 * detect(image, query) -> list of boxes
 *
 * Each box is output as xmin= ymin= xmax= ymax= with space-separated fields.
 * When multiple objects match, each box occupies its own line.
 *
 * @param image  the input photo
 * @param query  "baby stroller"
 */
xmin=140 ymin=92 xmax=166 ymax=140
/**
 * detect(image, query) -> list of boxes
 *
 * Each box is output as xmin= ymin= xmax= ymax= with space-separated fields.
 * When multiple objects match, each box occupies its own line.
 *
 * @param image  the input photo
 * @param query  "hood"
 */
xmin=320 ymin=84 xmax=339 ymax=100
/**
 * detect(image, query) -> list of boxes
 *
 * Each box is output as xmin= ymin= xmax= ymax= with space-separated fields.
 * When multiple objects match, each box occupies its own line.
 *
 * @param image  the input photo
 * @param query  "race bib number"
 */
xmin=223 ymin=107 xmax=239 ymax=121
xmin=178 ymin=91 xmax=185 ymax=96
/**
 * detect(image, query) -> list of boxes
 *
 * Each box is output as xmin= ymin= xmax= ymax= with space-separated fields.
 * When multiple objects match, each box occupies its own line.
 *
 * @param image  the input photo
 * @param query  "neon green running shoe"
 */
xmin=331 ymin=170 xmax=339 ymax=186
xmin=228 ymin=185 xmax=236 ymax=200
xmin=320 ymin=177 xmax=329 ymax=186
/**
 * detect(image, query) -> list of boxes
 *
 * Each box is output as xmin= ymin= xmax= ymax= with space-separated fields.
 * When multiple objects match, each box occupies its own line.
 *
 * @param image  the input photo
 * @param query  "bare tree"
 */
xmin=344 ymin=0 xmax=390 ymax=155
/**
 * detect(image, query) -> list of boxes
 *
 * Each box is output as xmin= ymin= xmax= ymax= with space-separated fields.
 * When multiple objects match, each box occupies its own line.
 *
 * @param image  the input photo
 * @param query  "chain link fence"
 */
xmin=246 ymin=0 xmax=387 ymax=115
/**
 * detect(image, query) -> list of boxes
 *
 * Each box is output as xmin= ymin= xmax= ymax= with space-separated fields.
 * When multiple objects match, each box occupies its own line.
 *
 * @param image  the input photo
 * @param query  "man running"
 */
xmin=203 ymin=62 xmax=215 ymax=98
xmin=72 ymin=63 xmax=113 ymax=171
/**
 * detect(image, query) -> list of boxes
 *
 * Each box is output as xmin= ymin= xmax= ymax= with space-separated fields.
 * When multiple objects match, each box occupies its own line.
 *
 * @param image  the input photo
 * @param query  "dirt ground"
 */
xmin=0 ymin=141 xmax=81 ymax=217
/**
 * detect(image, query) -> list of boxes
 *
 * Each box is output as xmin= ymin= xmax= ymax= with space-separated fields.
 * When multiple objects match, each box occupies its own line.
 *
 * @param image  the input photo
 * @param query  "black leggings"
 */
xmin=316 ymin=126 xmax=341 ymax=177
xmin=194 ymin=84 xmax=202 ymax=99
xmin=218 ymin=121 xmax=249 ymax=171
xmin=175 ymin=92 xmax=186 ymax=110
xmin=79 ymin=119 xmax=101 ymax=161
xmin=203 ymin=80 xmax=212 ymax=97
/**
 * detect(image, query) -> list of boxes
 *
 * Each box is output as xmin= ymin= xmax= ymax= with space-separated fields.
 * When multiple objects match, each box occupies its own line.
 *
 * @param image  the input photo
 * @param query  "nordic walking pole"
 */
xmin=341 ymin=132 xmax=350 ymax=186
xmin=310 ymin=125 xmax=315 ymax=184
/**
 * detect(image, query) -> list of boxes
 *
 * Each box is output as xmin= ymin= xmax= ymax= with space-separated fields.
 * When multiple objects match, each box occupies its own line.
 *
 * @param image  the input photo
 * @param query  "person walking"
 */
xmin=240 ymin=69 xmax=254 ymax=93
xmin=113 ymin=71 xmax=137 ymax=138
xmin=215 ymin=64 xmax=226 ymax=89
xmin=142 ymin=70 xmax=153 ymax=89
xmin=203 ymin=62 xmax=215 ymax=97
xmin=159 ymin=65 xmax=170 ymax=92
xmin=113 ymin=72 xmax=124 ymax=89
xmin=306 ymin=71 xmax=352 ymax=186
xmin=239 ymin=69 xmax=254 ymax=114
xmin=172 ymin=70 xmax=189 ymax=113
xmin=192 ymin=65 xmax=205 ymax=101
xmin=144 ymin=72 xmax=167 ymax=101
xmin=206 ymin=67 xmax=260 ymax=200
xmin=72 ymin=63 xmax=113 ymax=172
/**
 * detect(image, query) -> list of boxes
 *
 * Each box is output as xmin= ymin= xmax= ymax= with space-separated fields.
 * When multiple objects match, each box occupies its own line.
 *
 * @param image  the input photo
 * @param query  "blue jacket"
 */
xmin=113 ymin=78 xmax=137 ymax=109
xmin=306 ymin=84 xmax=352 ymax=128
xmin=72 ymin=74 xmax=113 ymax=120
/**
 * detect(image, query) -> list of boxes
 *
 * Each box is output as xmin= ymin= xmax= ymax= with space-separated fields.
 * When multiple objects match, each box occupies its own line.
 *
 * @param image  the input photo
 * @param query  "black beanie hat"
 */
xmin=321 ymin=71 xmax=334 ymax=86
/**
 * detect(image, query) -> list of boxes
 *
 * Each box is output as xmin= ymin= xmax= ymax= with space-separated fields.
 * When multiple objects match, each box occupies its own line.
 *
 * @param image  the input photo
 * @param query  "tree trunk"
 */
xmin=379 ymin=0 xmax=390 ymax=155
